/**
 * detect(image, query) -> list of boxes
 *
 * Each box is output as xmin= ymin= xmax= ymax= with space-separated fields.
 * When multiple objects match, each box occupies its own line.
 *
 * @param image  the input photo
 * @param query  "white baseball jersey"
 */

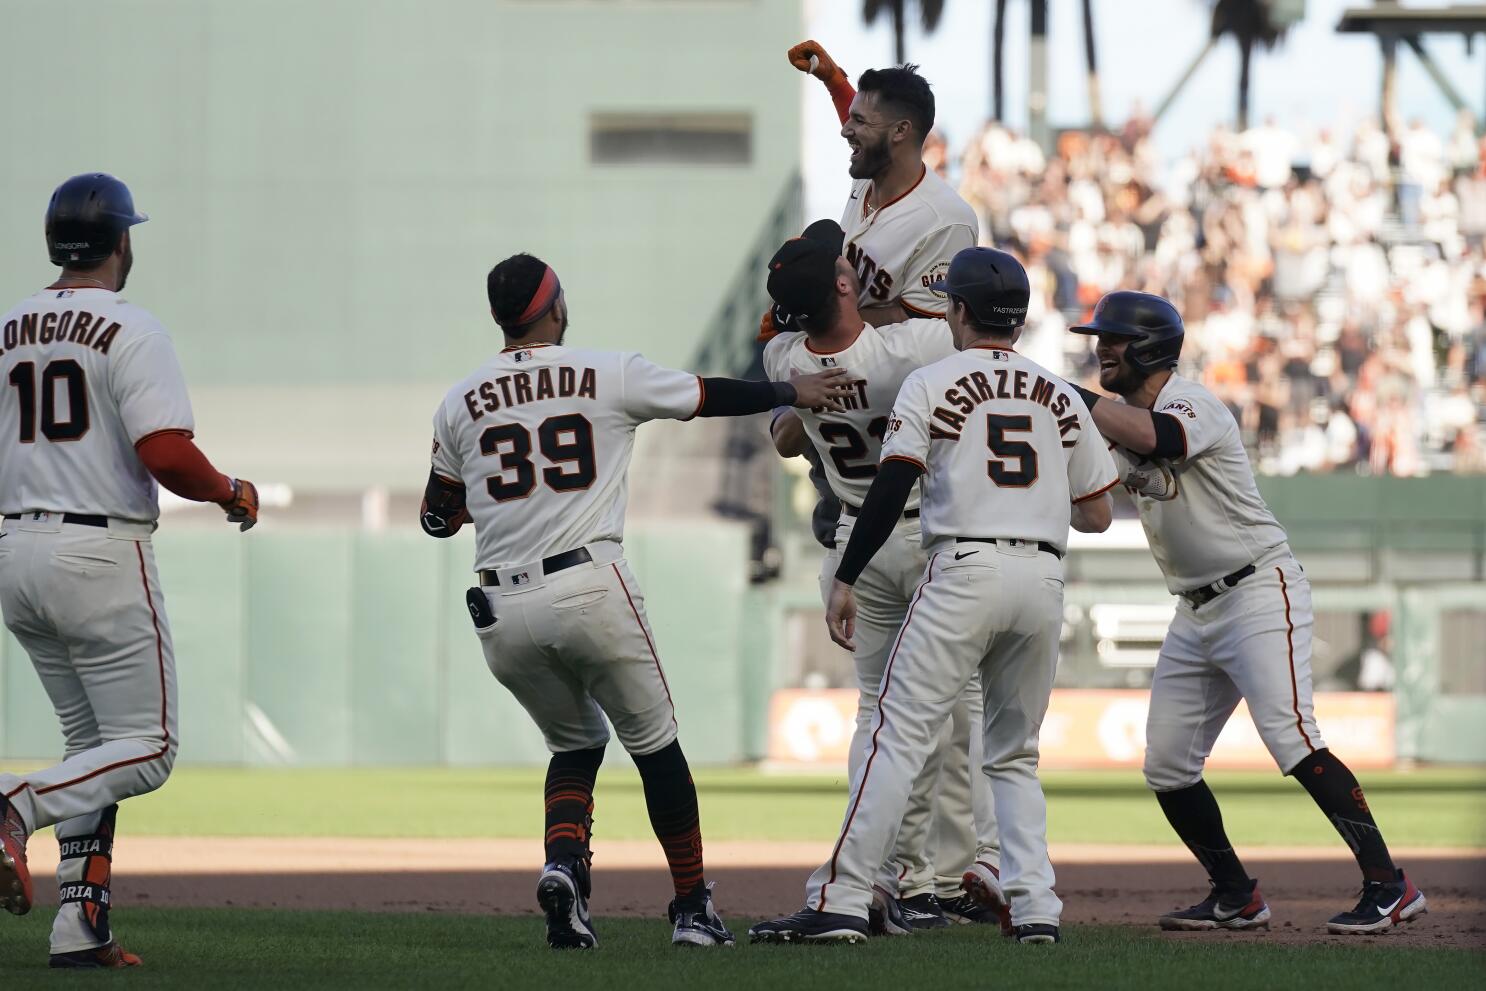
xmin=761 ymin=318 xmax=955 ymax=510
xmin=430 ymin=343 xmax=702 ymax=570
xmin=841 ymin=166 xmax=978 ymax=318
xmin=0 ymin=287 xmax=194 ymax=522
xmin=1118 ymin=373 xmax=1289 ymax=593
xmin=881 ymin=345 xmax=1118 ymax=552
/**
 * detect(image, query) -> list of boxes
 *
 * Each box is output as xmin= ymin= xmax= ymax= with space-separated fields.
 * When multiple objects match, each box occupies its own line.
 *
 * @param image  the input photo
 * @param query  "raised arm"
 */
xmin=787 ymin=40 xmax=855 ymax=125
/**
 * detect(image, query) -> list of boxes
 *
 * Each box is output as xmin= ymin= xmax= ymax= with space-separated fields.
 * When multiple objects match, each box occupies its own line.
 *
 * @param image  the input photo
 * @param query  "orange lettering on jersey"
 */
xmin=91 ymin=321 xmax=121 ymax=354
xmin=495 ymin=376 xmax=516 ymax=406
xmin=76 ymin=313 xmax=100 ymax=347
xmin=992 ymin=368 xmax=1009 ymax=396
xmin=1050 ymin=392 xmax=1070 ymax=417
xmin=931 ymin=406 xmax=966 ymax=439
xmin=869 ymin=269 xmax=892 ymax=301
xmin=1057 ymin=414 xmax=1080 ymax=440
xmin=70 ymin=312 xmax=92 ymax=343
xmin=2 ymin=319 xmax=14 ymax=351
xmin=944 ymin=385 xmax=974 ymax=415
xmin=577 ymin=368 xmax=597 ymax=399
xmin=535 ymin=367 xmax=555 ymax=401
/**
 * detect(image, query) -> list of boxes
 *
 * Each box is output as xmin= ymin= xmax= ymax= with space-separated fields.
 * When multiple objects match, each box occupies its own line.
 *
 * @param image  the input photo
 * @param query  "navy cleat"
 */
xmin=536 ymin=860 xmax=597 ymax=949
xmin=1326 ymin=871 xmax=1426 ymax=935
xmin=749 ymin=908 xmax=869 ymax=944
xmin=670 ymin=882 xmax=736 ymax=947
xmin=1159 ymin=879 xmax=1270 ymax=931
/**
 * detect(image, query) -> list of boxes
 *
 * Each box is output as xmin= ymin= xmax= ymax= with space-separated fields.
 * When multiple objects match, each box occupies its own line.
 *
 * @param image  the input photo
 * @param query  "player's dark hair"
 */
xmin=797 ymin=291 xmax=841 ymax=337
xmin=487 ymin=252 xmax=550 ymax=339
xmin=856 ymin=64 xmax=934 ymax=143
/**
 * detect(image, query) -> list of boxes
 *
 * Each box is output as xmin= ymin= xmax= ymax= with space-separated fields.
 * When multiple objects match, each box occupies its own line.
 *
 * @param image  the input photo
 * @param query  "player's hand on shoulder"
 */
xmin=218 ymin=478 xmax=259 ymax=531
xmin=787 ymin=40 xmax=841 ymax=82
xmin=789 ymin=367 xmax=853 ymax=412
xmin=825 ymin=579 xmax=857 ymax=651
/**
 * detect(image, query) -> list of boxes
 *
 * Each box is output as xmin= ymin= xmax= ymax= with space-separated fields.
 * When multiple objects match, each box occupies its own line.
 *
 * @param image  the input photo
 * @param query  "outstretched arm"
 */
xmin=788 ymin=40 xmax=855 ymax=124
xmin=136 ymin=431 xmax=258 ymax=530
xmin=1073 ymin=385 xmax=1185 ymax=459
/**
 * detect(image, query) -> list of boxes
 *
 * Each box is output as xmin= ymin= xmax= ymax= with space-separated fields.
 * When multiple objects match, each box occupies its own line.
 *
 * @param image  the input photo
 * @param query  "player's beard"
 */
xmin=849 ymin=132 xmax=892 ymax=180
xmin=1100 ymin=357 xmax=1147 ymax=397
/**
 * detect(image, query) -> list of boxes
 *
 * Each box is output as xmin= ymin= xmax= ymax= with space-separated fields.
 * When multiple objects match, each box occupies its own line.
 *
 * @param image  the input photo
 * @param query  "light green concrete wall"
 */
xmin=0 ymin=522 xmax=756 ymax=765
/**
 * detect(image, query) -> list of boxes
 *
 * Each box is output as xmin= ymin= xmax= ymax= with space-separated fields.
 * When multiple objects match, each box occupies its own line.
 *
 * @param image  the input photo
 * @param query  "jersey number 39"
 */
xmin=480 ymin=413 xmax=596 ymax=502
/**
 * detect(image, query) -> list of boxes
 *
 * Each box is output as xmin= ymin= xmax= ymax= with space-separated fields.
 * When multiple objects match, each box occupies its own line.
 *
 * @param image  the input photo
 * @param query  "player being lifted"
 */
xmin=752 ymin=248 xmax=1117 ymax=946
xmin=1069 ymin=291 xmax=1425 ymax=935
xmin=775 ymin=42 xmax=1005 ymax=930
xmin=420 ymin=253 xmax=852 ymax=950
xmin=0 ymin=174 xmax=258 ymax=969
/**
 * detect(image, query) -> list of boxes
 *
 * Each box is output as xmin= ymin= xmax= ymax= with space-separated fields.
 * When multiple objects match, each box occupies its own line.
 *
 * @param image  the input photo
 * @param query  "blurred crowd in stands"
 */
xmin=925 ymin=108 xmax=1486 ymax=476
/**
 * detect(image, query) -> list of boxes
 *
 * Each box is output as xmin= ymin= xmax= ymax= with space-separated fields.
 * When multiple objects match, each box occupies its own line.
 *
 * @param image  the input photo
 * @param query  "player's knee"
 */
xmin=631 ymin=737 xmax=688 ymax=778
xmin=1142 ymin=724 xmax=1203 ymax=791
xmin=135 ymin=741 xmax=177 ymax=795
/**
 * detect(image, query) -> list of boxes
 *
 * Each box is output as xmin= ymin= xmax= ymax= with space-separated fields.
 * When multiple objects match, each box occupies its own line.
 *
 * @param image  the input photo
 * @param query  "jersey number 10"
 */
xmin=8 ymin=360 xmax=89 ymax=443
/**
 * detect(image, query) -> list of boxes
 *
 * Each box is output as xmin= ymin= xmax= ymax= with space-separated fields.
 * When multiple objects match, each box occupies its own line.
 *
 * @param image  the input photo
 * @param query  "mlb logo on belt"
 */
xmin=511 ymin=572 xmax=531 ymax=586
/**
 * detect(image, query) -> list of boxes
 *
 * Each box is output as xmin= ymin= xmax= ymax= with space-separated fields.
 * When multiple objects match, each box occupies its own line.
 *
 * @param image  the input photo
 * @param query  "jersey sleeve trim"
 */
xmin=683 ymin=376 xmax=706 ymax=421
xmin=881 ymin=453 xmax=926 ymax=473
xmin=1072 ymin=477 xmax=1120 ymax=504
xmin=900 ymin=298 xmax=945 ymax=318
xmin=132 ymin=427 xmax=195 ymax=449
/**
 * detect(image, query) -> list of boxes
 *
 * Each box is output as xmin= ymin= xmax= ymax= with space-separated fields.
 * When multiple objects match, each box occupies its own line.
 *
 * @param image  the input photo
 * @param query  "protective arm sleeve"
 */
xmin=420 ymin=470 xmax=470 ymax=538
xmin=834 ymin=457 xmax=921 ymax=585
xmin=696 ymin=378 xmax=797 ymax=417
xmin=135 ymin=432 xmax=234 ymax=503
xmin=1149 ymin=412 xmax=1186 ymax=460
xmin=826 ymin=73 xmax=855 ymax=123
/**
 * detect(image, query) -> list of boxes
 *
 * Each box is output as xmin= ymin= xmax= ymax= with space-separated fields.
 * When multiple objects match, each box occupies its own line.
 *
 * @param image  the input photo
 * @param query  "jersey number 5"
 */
xmin=985 ymin=413 xmax=1038 ymax=487
xmin=820 ymin=416 xmax=889 ymax=479
xmin=8 ymin=360 xmax=89 ymax=443
xmin=480 ymin=413 xmax=596 ymax=502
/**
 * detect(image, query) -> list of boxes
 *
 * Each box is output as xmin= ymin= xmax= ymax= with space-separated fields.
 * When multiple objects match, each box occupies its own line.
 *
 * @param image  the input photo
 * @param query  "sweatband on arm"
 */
xmin=697 ymin=378 xmax=796 ymax=417
xmin=1151 ymin=412 xmax=1186 ymax=460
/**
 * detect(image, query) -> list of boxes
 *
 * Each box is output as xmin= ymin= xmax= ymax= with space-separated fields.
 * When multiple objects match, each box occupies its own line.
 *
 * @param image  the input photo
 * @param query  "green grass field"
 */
xmin=101 ymin=765 xmax=1486 ymax=846
xmin=0 ymin=910 xmax=1481 ymax=990
xmin=1 ymin=766 xmax=1481 ymax=987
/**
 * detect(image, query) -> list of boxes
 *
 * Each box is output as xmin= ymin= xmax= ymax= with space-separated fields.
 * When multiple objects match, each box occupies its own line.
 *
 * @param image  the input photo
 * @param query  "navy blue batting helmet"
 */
xmin=45 ymin=173 xmax=148 ymax=267
xmin=1070 ymin=290 xmax=1184 ymax=374
xmin=929 ymin=247 xmax=1030 ymax=329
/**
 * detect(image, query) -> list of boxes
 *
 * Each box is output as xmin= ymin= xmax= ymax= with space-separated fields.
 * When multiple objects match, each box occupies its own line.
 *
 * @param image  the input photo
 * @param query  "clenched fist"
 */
xmin=787 ymin=40 xmax=844 ymax=83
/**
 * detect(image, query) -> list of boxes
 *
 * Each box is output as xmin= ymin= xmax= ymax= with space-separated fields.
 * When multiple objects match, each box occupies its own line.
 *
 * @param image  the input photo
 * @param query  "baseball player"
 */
xmin=420 ymin=252 xmax=851 ymax=950
xmin=763 ymin=220 xmax=1007 ymax=932
xmin=778 ymin=44 xmax=1004 ymax=929
xmin=0 ymin=174 xmax=258 ymax=969
xmin=750 ymin=248 xmax=1118 ymax=946
xmin=1068 ymin=291 xmax=1426 ymax=935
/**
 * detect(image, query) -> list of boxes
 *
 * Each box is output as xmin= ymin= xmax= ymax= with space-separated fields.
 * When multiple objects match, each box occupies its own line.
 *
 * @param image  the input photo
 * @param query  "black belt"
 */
xmin=479 ymin=547 xmax=593 ymax=587
xmin=843 ymin=505 xmax=919 ymax=520
xmin=4 ymin=512 xmax=107 ymax=528
xmin=956 ymin=537 xmax=1063 ymax=560
xmin=1181 ymin=564 xmax=1257 ymax=608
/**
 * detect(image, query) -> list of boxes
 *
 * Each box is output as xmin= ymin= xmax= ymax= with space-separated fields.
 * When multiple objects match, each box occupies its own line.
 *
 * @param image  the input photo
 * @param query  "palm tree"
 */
xmin=862 ymin=0 xmax=946 ymax=65
xmin=1210 ymin=0 xmax=1292 ymax=129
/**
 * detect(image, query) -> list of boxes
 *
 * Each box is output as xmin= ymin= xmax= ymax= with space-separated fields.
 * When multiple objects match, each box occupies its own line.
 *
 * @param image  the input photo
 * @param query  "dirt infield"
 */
xmin=24 ymin=838 xmax=1486 ymax=948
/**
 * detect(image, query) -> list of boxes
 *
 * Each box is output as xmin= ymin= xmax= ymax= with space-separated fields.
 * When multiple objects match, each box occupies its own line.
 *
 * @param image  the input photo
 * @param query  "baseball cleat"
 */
xmin=1013 ymin=923 xmax=1060 ymax=944
xmin=939 ymin=893 xmax=1005 ymax=927
xmin=669 ymin=881 xmax=736 ymax=948
xmin=899 ymin=893 xmax=952 ymax=930
xmin=961 ymin=860 xmax=1012 ymax=935
xmin=868 ymin=884 xmax=913 ymax=936
xmin=536 ymin=860 xmax=597 ymax=949
xmin=1159 ymin=879 xmax=1270 ymax=931
xmin=1326 ymin=871 xmax=1427 ymax=935
xmin=50 ymin=942 xmax=142 ymax=969
xmin=0 ymin=798 xmax=33 ymax=917
xmin=748 ymin=908 xmax=869 ymax=944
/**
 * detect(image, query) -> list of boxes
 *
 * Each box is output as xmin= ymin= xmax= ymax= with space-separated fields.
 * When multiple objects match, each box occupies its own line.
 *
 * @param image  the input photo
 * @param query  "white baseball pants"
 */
xmin=806 ymin=541 xmax=1064 ymax=927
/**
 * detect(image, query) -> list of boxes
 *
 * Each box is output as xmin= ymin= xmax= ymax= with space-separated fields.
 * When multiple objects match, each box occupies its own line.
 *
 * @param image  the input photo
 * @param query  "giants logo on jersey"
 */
xmin=845 ymin=242 xmax=893 ymax=301
xmin=923 ymin=261 xmax=950 ymax=298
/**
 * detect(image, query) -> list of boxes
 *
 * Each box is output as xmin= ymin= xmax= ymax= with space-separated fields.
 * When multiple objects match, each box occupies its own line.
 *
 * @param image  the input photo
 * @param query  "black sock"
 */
xmin=1288 ymin=749 xmax=1396 ymax=883
xmin=544 ymin=746 xmax=605 ymax=865
xmin=632 ymin=740 xmax=705 ymax=901
xmin=1154 ymin=781 xmax=1250 ymax=889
